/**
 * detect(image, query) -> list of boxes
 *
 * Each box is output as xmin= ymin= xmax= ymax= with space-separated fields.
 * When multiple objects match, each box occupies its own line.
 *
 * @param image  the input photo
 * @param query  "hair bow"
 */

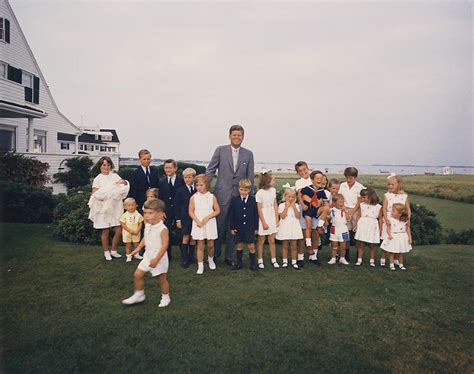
xmin=260 ymin=168 xmax=272 ymax=175
xmin=282 ymin=183 xmax=296 ymax=191
xmin=387 ymin=173 xmax=397 ymax=180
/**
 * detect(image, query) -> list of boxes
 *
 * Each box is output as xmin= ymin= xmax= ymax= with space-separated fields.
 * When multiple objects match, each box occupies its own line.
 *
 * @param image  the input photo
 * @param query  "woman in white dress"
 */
xmin=189 ymin=174 xmax=220 ymax=274
xmin=354 ymin=188 xmax=383 ymax=267
xmin=380 ymin=175 xmax=411 ymax=268
xmin=89 ymin=156 xmax=129 ymax=261
xmin=256 ymin=170 xmax=279 ymax=269
xmin=276 ymin=187 xmax=303 ymax=269
xmin=380 ymin=203 xmax=412 ymax=271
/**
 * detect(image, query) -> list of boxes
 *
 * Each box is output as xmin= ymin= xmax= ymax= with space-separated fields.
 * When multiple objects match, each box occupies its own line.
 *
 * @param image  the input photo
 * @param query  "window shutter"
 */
xmin=25 ymin=86 xmax=33 ymax=102
xmin=7 ymin=65 xmax=22 ymax=84
xmin=33 ymin=76 xmax=40 ymax=104
xmin=5 ymin=19 xmax=10 ymax=43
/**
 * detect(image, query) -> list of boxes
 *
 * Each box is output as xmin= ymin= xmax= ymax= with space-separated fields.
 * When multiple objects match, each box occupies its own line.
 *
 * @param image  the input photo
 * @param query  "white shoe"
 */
xmin=272 ymin=261 xmax=280 ymax=268
xmin=339 ymin=258 xmax=349 ymax=265
xmin=328 ymin=258 xmax=337 ymax=265
xmin=126 ymin=255 xmax=132 ymax=262
xmin=158 ymin=296 xmax=171 ymax=308
xmin=104 ymin=251 xmax=112 ymax=261
xmin=110 ymin=251 xmax=122 ymax=258
xmin=122 ymin=291 xmax=145 ymax=305
xmin=134 ymin=254 xmax=143 ymax=260
xmin=355 ymin=259 xmax=362 ymax=266
xmin=208 ymin=257 xmax=216 ymax=270
xmin=258 ymin=262 xmax=265 ymax=269
xmin=370 ymin=261 xmax=376 ymax=267
xmin=196 ymin=263 xmax=204 ymax=274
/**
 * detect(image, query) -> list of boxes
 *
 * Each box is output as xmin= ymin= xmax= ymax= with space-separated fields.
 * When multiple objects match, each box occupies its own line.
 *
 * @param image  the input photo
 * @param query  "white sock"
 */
xmin=111 ymin=250 xmax=118 ymax=255
xmin=394 ymin=259 xmax=400 ymax=265
xmin=135 ymin=290 xmax=144 ymax=296
xmin=271 ymin=257 xmax=277 ymax=263
xmin=258 ymin=258 xmax=263 ymax=264
xmin=198 ymin=262 xmax=204 ymax=270
xmin=380 ymin=259 xmax=386 ymax=265
xmin=292 ymin=259 xmax=297 ymax=265
xmin=305 ymin=238 xmax=312 ymax=246
xmin=208 ymin=256 xmax=214 ymax=263
xmin=357 ymin=258 xmax=362 ymax=262
xmin=309 ymin=254 xmax=316 ymax=260
xmin=161 ymin=293 xmax=170 ymax=300
xmin=298 ymin=253 xmax=304 ymax=261
xmin=317 ymin=219 xmax=325 ymax=227
xmin=370 ymin=259 xmax=375 ymax=263
xmin=314 ymin=249 xmax=319 ymax=258
xmin=282 ymin=258 xmax=288 ymax=263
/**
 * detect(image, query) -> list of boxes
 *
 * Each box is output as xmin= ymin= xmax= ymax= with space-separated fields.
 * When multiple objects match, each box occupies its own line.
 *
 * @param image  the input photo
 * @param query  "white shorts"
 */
xmin=330 ymin=231 xmax=350 ymax=243
xmin=137 ymin=254 xmax=169 ymax=277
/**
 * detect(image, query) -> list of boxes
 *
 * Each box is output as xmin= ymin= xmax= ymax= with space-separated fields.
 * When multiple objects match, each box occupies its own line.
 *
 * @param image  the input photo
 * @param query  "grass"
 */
xmin=1 ymin=223 xmax=473 ymax=373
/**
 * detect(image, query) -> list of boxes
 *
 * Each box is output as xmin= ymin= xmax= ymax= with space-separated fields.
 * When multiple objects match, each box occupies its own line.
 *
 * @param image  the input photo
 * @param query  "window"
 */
xmin=33 ymin=129 xmax=46 ymax=153
xmin=95 ymin=145 xmax=99 ymax=150
xmin=100 ymin=146 xmax=107 ymax=152
xmin=23 ymin=71 xmax=39 ymax=104
xmin=0 ymin=62 xmax=6 ymax=79
xmin=0 ymin=126 xmax=16 ymax=151
xmin=0 ymin=18 xmax=10 ymax=43
xmin=22 ymin=71 xmax=33 ymax=88
xmin=60 ymin=142 xmax=70 ymax=150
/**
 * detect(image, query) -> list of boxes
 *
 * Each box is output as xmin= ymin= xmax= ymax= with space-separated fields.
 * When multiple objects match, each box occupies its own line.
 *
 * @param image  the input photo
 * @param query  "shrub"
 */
xmin=0 ymin=180 xmax=55 ymax=223
xmin=445 ymin=229 xmax=474 ymax=245
xmin=410 ymin=203 xmax=443 ymax=245
xmin=0 ymin=151 xmax=49 ymax=187
xmin=53 ymin=156 xmax=93 ymax=190
xmin=53 ymin=191 xmax=100 ymax=244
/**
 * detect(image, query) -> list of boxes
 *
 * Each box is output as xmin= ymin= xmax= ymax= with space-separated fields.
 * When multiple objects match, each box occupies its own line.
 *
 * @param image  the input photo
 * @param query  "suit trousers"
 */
xmin=215 ymin=202 xmax=235 ymax=261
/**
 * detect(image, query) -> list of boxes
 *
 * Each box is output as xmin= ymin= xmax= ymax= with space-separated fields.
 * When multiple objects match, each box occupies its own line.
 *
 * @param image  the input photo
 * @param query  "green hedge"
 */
xmin=0 ymin=180 xmax=55 ymax=223
xmin=410 ymin=203 xmax=443 ymax=245
xmin=445 ymin=229 xmax=474 ymax=245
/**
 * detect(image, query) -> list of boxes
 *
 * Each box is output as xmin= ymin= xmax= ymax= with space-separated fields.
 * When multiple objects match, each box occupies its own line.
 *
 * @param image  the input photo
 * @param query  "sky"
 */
xmin=10 ymin=0 xmax=473 ymax=166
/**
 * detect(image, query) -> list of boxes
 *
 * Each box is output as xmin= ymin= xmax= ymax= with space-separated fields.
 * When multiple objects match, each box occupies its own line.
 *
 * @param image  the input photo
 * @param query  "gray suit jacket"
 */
xmin=206 ymin=145 xmax=254 ymax=207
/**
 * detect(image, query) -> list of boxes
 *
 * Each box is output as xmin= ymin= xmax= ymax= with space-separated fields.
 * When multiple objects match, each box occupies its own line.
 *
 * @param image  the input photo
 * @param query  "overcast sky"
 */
xmin=11 ymin=0 xmax=473 ymax=165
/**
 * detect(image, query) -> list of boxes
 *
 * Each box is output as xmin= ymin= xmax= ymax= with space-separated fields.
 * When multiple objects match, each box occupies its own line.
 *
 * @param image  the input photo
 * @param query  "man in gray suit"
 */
xmin=206 ymin=125 xmax=255 ymax=266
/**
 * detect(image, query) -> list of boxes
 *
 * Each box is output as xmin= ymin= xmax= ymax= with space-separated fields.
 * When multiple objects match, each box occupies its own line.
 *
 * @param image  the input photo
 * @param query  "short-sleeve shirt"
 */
xmin=339 ymin=181 xmax=365 ymax=209
xmin=295 ymin=177 xmax=312 ymax=192
xmin=120 ymin=211 xmax=144 ymax=230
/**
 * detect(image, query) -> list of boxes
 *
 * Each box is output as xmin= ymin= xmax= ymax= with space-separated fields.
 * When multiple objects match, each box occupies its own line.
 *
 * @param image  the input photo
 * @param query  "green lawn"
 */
xmin=1 ymin=223 xmax=473 ymax=373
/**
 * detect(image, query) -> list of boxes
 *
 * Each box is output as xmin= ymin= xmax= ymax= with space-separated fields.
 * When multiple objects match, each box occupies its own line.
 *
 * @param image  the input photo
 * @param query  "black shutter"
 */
xmin=5 ymin=19 xmax=10 ymax=43
xmin=25 ymin=87 xmax=33 ymax=102
xmin=33 ymin=76 xmax=40 ymax=104
xmin=7 ymin=65 xmax=22 ymax=84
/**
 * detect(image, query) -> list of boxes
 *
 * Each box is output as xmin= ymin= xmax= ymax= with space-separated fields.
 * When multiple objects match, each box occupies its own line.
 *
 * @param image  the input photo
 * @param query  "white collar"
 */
xmin=141 ymin=165 xmax=149 ymax=173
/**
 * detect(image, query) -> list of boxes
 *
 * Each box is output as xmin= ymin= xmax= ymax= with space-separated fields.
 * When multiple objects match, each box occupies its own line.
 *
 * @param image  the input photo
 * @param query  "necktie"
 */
xmin=145 ymin=167 xmax=150 ymax=185
xmin=168 ymin=177 xmax=173 ymax=190
xmin=242 ymin=197 xmax=246 ymax=204
xmin=189 ymin=185 xmax=193 ymax=194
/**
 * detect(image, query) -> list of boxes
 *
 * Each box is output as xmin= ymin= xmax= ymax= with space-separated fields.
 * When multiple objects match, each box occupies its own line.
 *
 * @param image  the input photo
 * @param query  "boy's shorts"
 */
xmin=123 ymin=231 xmax=141 ymax=243
xmin=138 ymin=254 xmax=169 ymax=277
xmin=330 ymin=231 xmax=350 ymax=243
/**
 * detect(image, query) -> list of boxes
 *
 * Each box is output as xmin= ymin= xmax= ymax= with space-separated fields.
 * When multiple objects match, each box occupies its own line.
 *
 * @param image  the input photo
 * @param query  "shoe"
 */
xmin=225 ymin=259 xmax=234 ymax=267
xmin=399 ymin=264 xmax=407 ymax=270
xmin=272 ymin=261 xmax=280 ymax=268
xmin=355 ymin=260 xmax=362 ymax=266
xmin=339 ymin=258 xmax=349 ymax=265
xmin=208 ymin=257 xmax=217 ymax=270
xmin=232 ymin=264 xmax=243 ymax=270
xmin=122 ymin=292 xmax=145 ymax=305
xmin=181 ymin=259 xmax=189 ymax=269
xmin=258 ymin=262 xmax=265 ymax=269
xmin=282 ymin=262 xmax=288 ymax=268
xmin=126 ymin=255 xmax=132 ymax=263
xmin=110 ymin=251 xmax=122 ymax=258
xmin=158 ymin=296 xmax=171 ymax=308
xmin=370 ymin=262 xmax=376 ymax=267
xmin=394 ymin=259 xmax=400 ymax=266
xmin=104 ymin=251 xmax=112 ymax=261
xmin=297 ymin=260 xmax=304 ymax=268
xmin=328 ymin=258 xmax=337 ymax=265
xmin=313 ymin=258 xmax=321 ymax=266
xmin=380 ymin=261 xmax=386 ymax=268
xmin=292 ymin=263 xmax=300 ymax=270
xmin=390 ymin=265 xmax=396 ymax=271
xmin=134 ymin=254 xmax=143 ymax=260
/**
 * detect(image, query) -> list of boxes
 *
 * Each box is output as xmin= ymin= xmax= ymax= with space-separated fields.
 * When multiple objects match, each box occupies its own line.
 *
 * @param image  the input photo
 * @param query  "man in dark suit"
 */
xmin=206 ymin=125 xmax=255 ymax=266
xmin=229 ymin=179 xmax=258 ymax=270
xmin=129 ymin=149 xmax=160 ymax=212
xmin=159 ymin=159 xmax=185 ymax=261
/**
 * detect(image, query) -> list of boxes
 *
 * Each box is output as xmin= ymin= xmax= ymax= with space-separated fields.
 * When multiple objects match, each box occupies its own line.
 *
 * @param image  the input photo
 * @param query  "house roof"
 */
xmin=101 ymin=129 xmax=120 ymax=143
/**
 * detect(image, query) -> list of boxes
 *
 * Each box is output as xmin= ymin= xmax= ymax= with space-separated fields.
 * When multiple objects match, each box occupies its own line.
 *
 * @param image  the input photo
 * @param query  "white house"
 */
xmin=0 ymin=0 xmax=120 ymax=193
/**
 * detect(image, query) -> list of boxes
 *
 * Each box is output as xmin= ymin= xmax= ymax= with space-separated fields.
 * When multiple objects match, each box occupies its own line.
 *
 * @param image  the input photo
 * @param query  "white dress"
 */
xmin=255 ymin=188 xmax=278 ymax=235
xmin=380 ymin=217 xmax=412 ymax=253
xmin=89 ymin=172 xmax=128 ymax=229
xmin=355 ymin=203 xmax=382 ymax=244
xmin=138 ymin=222 xmax=169 ymax=276
xmin=191 ymin=192 xmax=218 ymax=240
xmin=329 ymin=207 xmax=349 ymax=242
xmin=381 ymin=192 xmax=408 ymax=240
xmin=276 ymin=203 xmax=303 ymax=240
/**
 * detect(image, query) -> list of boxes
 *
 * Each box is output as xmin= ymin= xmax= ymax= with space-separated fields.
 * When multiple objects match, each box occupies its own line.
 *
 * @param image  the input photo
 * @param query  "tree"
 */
xmin=0 ymin=151 xmax=49 ymax=187
xmin=53 ymin=156 xmax=94 ymax=190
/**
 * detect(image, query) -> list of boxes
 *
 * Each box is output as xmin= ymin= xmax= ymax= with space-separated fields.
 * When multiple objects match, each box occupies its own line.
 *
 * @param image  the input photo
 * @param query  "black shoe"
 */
xmin=249 ymin=265 xmax=256 ymax=271
xmin=318 ymin=244 xmax=323 ymax=251
xmin=297 ymin=260 xmax=304 ymax=268
xmin=232 ymin=264 xmax=243 ymax=270
xmin=181 ymin=260 xmax=189 ymax=269
xmin=225 ymin=259 xmax=234 ymax=267
xmin=314 ymin=258 xmax=321 ymax=266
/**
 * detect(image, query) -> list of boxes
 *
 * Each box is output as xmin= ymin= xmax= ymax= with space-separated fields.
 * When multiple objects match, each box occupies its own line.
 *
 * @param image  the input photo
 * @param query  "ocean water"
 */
xmin=120 ymin=158 xmax=472 ymax=175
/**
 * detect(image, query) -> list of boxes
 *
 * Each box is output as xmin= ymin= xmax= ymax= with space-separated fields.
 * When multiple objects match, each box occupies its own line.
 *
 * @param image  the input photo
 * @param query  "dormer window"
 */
xmin=0 ymin=18 xmax=10 ymax=43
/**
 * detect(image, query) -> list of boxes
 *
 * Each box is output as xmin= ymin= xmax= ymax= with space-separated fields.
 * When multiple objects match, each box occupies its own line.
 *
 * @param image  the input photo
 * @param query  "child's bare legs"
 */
xmin=369 ymin=244 xmax=376 ymax=263
xmin=196 ymin=240 xmax=205 ymax=274
xmin=182 ymin=234 xmax=190 ymax=245
xmin=257 ymin=236 xmax=266 ymax=268
xmin=328 ymin=242 xmax=338 ymax=264
xmin=290 ymin=240 xmax=298 ymax=268
xmin=389 ymin=253 xmax=396 ymax=270
xmin=101 ymin=228 xmax=110 ymax=252
xmin=125 ymin=242 xmax=132 ymax=255
xmin=398 ymin=253 xmax=404 ymax=268
xmin=340 ymin=241 xmax=347 ymax=259
xmin=268 ymin=235 xmax=279 ymax=267
xmin=111 ymin=226 xmax=121 ymax=252
xmin=134 ymin=269 xmax=146 ymax=291
xmin=380 ymin=249 xmax=387 ymax=266
xmin=158 ymin=274 xmax=169 ymax=295
xmin=356 ymin=241 xmax=364 ymax=265
xmin=282 ymin=240 xmax=289 ymax=260
xmin=207 ymin=240 xmax=216 ymax=270
xmin=304 ymin=216 xmax=313 ymax=249
xmin=101 ymin=227 xmax=122 ymax=259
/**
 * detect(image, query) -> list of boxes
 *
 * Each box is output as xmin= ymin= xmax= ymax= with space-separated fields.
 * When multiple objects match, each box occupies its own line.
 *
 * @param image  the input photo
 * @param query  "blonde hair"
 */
xmin=332 ymin=193 xmax=345 ymax=204
xmin=387 ymin=175 xmax=404 ymax=193
xmin=392 ymin=203 xmax=409 ymax=222
xmin=282 ymin=187 xmax=295 ymax=202
xmin=143 ymin=198 xmax=166 ymax=212
xmin=239 ymin=179 xmax=252 ymax=189
xmin=195 ymin=174 xmax=210 ymax=190
xmin=123 ymin=197 xmax=137 ymax=207
xmin=182 ymin=167 xmax=197 ymax=177
xmin=146 ymin=188 xmax=159 ymax=199
xmin=138 ymin=149 xmax=151 ymax=158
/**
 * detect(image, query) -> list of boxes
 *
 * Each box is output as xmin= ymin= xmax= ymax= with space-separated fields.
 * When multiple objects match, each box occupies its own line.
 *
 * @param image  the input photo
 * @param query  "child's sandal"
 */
xmin=292 ymin=263 xmax=300 ymax=270
xmin=399 ymin=265 xmax=407 ymax=270
xmin=282 ymin=262 xmax=288 ymax=268
xmin=390 ymin=265 xmax=396 ymax=271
